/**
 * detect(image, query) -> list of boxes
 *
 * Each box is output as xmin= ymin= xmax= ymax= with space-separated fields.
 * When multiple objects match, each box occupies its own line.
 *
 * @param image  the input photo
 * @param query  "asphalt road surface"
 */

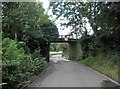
xmin=26 ymin=55 xmax=114 ymax=87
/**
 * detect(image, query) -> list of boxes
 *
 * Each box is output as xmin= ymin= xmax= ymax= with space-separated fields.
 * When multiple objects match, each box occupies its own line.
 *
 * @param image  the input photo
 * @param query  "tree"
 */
xmin=2 ymin=2 xmax=59 ymax=89
xmin=50 ymin=2 xmax=120 ymax=57
xmin=2 ymin=2 xmax=59 ymax=59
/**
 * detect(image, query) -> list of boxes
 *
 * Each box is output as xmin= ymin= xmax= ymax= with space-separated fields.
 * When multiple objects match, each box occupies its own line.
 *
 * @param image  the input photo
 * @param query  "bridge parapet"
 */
xmin=51 ymin=35 xmax=77 ymax=42
xmin=59 ymin=35 xmax=75 ymax=39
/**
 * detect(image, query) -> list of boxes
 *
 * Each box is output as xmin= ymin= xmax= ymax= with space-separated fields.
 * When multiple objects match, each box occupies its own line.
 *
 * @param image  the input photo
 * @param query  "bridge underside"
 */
xmin=50 ymin=38 xmax=82 ymax=61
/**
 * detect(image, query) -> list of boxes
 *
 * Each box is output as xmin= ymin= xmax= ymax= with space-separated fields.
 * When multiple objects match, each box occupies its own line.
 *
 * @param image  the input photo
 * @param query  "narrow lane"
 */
xmin=27 ymin=55 xmax=109 ymax=87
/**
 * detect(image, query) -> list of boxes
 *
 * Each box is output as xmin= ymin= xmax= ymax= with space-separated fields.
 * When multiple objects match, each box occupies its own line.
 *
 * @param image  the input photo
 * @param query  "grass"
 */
xmin=79 ymin=54 xmax=119 ymax=82
xmin=91 ymin=64 xmax=118 ymax=81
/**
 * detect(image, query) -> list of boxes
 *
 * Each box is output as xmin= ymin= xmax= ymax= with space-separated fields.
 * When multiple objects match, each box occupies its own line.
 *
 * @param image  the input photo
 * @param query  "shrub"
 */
xmin=2 ymin=38 xmax=47 ymax=89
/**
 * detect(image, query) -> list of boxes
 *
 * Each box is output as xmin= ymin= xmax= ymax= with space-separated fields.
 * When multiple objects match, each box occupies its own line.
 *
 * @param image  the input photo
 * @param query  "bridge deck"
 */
xmin=51 ymin=38 xmax=77 ymax=42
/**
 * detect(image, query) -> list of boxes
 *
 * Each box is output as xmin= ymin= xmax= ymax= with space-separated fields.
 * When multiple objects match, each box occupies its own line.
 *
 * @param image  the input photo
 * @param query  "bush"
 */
xmin=2 ymin=38 xmax=47 ymax=89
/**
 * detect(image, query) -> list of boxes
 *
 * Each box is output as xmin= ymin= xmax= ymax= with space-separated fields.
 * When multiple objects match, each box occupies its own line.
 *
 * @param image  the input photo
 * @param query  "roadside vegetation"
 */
xmin=2 ymin=38 xmax=48 ymax=89
xmin=50 ymin=2 xmax=120 ymax=83
xmin=1 ymin=2 xmax=120 ymax=88
xmin=80 ymin=53 xmax=118 ymax=81
xmin=2 ymin=2 xmax=59 ymax=89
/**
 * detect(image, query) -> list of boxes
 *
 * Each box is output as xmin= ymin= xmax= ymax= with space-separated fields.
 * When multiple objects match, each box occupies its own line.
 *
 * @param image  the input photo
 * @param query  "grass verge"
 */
xmin=79 ymin=54 xmax=119 ymax=83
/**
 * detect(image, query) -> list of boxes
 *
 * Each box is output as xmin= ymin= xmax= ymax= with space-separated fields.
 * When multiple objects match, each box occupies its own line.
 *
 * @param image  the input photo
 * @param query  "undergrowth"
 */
xmin=79 ymin=53 xmax=119 ymax=82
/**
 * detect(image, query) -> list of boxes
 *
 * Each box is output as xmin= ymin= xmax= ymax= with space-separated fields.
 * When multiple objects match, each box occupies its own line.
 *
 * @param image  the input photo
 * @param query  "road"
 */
xmin=26 ymin=55 xmax=116 ymax=88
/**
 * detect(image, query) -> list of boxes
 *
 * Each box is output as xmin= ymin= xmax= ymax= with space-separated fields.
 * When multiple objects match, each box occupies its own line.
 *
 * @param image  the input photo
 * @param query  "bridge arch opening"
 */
xmin=47 ymin=35 xmax=82 ymax=62
xmin=49 ymin=42 xmax=78 ymax=61
xmin=50 ymin=43 xmax=69 ymax=59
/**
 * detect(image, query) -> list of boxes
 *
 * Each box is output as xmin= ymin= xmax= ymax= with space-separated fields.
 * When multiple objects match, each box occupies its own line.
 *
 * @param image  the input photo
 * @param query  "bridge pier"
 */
xmin=69 ymin=41 xmax=82 ymax=61
xmin=69 ymin=42 xmax=77 ymax=60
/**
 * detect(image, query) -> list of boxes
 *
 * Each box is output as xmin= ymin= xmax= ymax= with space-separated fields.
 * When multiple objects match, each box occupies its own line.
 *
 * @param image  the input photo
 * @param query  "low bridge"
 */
xmin=50 ymin=35 xmax=82 ymax=61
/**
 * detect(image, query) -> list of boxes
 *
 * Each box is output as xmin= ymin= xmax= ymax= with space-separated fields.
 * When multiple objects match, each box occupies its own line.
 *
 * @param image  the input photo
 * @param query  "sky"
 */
xmin=38 ymin=0 xmax=93 ymax=36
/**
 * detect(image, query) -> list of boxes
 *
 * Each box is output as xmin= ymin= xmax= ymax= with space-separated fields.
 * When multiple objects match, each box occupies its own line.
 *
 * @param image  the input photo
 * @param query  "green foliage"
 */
xmin=2 ymin=2 xmax=59 ymax=41
xmin=2 ymin=2 xmax=59 ymax=57
xmin=50 ymin=43 xmax=61 ymax=51
xmin=2 ymin=2 xmax=58 ymax=89
xmin=31 ymin=49 xmax=42 ymax=60
xmin=31 ymin=49 xmax=47 ymax=73
xmin=2 ymin=38 xmax=25 ymax=61
xmin=50 ymin=2 xmax=120 ymax=58
xmin=50 ymin=43 xmax=57 ymax=51
xmin=2 ymin=38 xmax=47 ymax=89
xmin=79 ymin=56 xmax=94 ymax=66
xmin=59 ymin=43 xmax=69 ymax=58
xmin=79 ymin=53 xmax=119 ymax=81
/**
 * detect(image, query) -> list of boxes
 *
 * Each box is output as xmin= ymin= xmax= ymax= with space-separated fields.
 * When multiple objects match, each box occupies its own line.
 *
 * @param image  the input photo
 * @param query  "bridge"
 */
xmin=50 ymin=35 xmax=82 ymax=61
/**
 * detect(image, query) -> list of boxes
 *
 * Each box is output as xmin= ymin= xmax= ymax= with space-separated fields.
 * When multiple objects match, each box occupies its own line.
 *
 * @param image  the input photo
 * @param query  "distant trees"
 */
xmin=59 ymin=43 xmax=69 ymax=57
